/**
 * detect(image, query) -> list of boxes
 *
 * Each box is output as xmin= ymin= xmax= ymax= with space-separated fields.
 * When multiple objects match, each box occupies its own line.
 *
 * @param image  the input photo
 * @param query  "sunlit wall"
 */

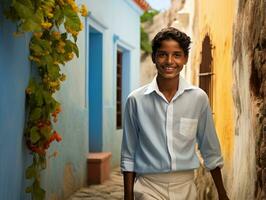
xmin=190 ymin=0 xmax=235 ymax=183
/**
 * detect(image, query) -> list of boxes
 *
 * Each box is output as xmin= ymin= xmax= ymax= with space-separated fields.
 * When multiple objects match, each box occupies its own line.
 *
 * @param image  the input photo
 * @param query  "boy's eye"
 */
xmin=173 ymin=53 xmax=181 ymax=58
xmin=157 ymin=52 xmax=167 ymax=57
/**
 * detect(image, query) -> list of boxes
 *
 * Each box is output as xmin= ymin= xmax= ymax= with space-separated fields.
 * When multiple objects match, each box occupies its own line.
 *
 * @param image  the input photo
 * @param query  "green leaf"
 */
xmin=26 ymin=165 xmax=36 ymax=179
xmin=30 ymin=43 xmax=43 ymax=55
xmin=34 ymin=8 xmax=44 ymax=23
xmin=64 ymin=40 xmax=79 ymax=56
xmin=30 ymin=108 xmax=42 ymax=121
xmin=13 ymin=1 xmax=34 ymax=19
xmin=39 ymin=155 xmax=47 ymax=169
xmin=61 ymin=33 xmax=67 ymax=40
xmin=20 ymin=8 xmax=44 ymax=32
xmin=32 ymin=180 xmax=45 ymax=200
xmin=20 ymin=19 xmax=42 ymax=32
xmin=35 ymin=91 xmax=44 ymax=106
xmin=34 ymin=0 xmax=43 ymax=10
xmin=30 ymin=126 xmax=40 ymax=143
xmin=40 ymin=126 xmax=51 ymax=140
xmin=72 ymin=43 xmax=79 ymax=57
xmin=40 ymin=55 xmax=53 ymax=66
xmin=38 ymin=39 xmax=52 ymax=52
xmin=47 ymin=64 xmax=60 ymax=80
xmin=141 ymin=9 xmax=159 ymax=23
xmin=55 ymin=53 xmax=66 ymax=65
xmin=63 ymin=6 xmax=81 ymax=32
xmin=54 ymin=7 xmax=64 ymax=27
xmin=42 ymin=91 xmax=53 ymax=104
xmin=49 ymin=99 xmax=58 ymax=112
xmin=64 ymin=40 xmax=73 ymax=53
xmin=140 ymin=27 xmax=152 ymax=53
xmin=28 ymin=79 xmax=37 ymax=93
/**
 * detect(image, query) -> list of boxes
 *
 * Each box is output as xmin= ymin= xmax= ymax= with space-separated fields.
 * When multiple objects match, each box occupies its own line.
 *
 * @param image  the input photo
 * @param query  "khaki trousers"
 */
xmin=134 ymin=170 xmax=197 ymax=200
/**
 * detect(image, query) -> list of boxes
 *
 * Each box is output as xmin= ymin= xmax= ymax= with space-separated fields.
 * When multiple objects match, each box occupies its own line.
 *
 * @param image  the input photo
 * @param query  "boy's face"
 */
xmin=154 ymin=39 xmax=188 ymax=80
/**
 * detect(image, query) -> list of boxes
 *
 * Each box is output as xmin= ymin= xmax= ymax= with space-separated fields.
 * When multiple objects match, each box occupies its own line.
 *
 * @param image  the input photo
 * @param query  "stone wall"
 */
xmin=232 ymin=0 xmax=266 ymax=199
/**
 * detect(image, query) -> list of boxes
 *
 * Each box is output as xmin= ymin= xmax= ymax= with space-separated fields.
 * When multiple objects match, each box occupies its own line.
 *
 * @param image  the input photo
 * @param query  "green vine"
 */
xmin=4 ymin=0 xmax=88 ymax=199
xmin=140 ymin=9 xmax=159 ymax=54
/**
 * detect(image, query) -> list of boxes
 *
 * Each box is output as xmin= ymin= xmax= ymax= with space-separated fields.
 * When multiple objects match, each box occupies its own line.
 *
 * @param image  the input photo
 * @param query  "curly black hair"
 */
xmin=151 ymin=27 xmax=191 ymax=63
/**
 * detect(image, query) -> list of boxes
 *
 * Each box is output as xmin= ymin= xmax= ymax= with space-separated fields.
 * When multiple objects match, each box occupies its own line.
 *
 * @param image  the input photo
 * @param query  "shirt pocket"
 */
xmin=179 ymin=118 xmax=198 ymax=140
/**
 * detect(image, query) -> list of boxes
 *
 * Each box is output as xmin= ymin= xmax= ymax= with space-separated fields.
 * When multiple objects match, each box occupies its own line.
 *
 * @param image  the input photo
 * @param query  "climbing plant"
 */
xmin=140 ymin=9 xmax=159 ymax=54
xmin=4 ymin=0 xmax=88 ymax=199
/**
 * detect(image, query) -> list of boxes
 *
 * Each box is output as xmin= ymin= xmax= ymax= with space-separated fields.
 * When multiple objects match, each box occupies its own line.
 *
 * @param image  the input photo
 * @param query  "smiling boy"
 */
xmin=121 ymin=27 xmax=229 ymax=200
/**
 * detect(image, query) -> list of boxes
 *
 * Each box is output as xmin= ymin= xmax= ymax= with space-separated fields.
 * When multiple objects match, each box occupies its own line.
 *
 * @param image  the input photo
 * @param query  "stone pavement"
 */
xmin=67 ymin=168 xmax=123 ymax=200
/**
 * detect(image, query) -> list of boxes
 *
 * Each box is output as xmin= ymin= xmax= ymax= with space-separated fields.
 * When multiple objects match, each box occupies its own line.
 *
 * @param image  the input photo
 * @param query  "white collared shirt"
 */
xmin=121 ymin=76 xmax=223 ymax=173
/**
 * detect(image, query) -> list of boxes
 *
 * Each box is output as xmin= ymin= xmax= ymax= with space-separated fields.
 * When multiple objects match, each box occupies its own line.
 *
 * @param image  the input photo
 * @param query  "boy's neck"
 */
xmin=156 ymin=75 xmax=179 ymax=102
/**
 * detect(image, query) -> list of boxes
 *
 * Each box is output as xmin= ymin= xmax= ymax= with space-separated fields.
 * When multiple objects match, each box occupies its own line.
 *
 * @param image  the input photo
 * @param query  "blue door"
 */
xmin=88 ymin=26 xmax=103 ymax=152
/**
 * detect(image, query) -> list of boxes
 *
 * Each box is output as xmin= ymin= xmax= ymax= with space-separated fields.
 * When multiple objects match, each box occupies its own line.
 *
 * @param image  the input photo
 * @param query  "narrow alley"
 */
xmin=0 ymin=0 xmax=265 ymax=199
xmin=67 ymin=168 xmax=123 ymax=200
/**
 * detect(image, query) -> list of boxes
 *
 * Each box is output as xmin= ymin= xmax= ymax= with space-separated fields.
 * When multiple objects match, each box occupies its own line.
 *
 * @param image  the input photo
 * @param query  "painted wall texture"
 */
xmin=86 ymin=0 xmax=142 ymax=167
xmin=0 ymin=1 xmax=88 ymax=199
xmin=0 ymin=4 xmax=31 ymax=200
xmin=189 ymin=0 xmax=235 ymax=198
xmin=0 ymin=0 xmax=143 ymax=199
xmin=190 ymin=0 xmax=235 ymax=173
xmin=232 ymin=0 xmax=266 ymax=199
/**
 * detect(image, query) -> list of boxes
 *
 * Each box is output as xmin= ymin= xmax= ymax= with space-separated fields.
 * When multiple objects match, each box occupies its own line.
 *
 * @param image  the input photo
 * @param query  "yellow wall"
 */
xmin=190 ymin=0 xmax=235 ymax=174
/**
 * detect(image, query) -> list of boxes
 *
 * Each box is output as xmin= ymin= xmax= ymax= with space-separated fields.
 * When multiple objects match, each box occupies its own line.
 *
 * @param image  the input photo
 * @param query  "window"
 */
xmin=114 ymin=36 xmax=131 ymax=130
xmin=199 ymin=35 xmax=214 ymax=109
xmin=116 ymin=50 xmax=123 ymax=129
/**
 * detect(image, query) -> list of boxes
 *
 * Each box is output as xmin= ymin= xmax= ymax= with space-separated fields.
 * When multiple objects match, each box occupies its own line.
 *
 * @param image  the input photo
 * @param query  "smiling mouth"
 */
xmin=162 ymin=66 xmax=176 ymax=72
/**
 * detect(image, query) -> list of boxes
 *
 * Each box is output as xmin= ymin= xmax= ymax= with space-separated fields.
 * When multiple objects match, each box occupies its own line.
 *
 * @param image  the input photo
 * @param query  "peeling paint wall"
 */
xmin=190 ymin=0 xmax=235 ymax=175
xmin=189 ymin=0 xmax=235 ymax=196
xmin=232 ymin=0 xmax=266 ymax=199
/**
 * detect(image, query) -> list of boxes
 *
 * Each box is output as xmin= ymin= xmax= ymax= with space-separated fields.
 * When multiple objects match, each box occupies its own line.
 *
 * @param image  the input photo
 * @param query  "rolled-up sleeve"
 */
xmin=120 ymin=96 xmax=139 ymax=172
xmin=197 ymin=103 xmax=224 ymax=171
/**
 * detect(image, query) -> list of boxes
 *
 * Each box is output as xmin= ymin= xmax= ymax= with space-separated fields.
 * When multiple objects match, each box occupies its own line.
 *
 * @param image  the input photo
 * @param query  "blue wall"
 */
xmin=0 ymin=1 xmax=88 ymax=199
xmin=0 ymin=0 xmax=142 ymax=198
xmin=86 ymin=0 xmax=142 ymax=167
xmin=0 ymin=4 xmax=31 ymax=200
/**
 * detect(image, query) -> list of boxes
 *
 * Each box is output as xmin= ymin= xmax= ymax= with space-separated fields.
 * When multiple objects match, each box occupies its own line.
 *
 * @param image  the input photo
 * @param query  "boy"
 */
xmin=121 ymin=27 xmax=229 ymax=200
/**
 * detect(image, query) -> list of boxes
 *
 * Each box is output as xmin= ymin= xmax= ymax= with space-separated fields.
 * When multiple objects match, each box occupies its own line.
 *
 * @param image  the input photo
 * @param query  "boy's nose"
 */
xmin=167 ymin=55 xmax=174 ymax=63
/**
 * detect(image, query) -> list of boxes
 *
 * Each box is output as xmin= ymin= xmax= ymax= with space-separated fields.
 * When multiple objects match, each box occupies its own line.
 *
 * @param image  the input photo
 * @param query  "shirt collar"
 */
xmin=144 ymin=75 xmax=196 ymax=96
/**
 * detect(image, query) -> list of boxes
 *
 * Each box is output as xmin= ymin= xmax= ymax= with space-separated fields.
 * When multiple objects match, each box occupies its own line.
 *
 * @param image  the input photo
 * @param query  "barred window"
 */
xmin=116 ymin=50 xmax=123 ymax=129
xmin=199 ymin=35 xmax=214 ymax=109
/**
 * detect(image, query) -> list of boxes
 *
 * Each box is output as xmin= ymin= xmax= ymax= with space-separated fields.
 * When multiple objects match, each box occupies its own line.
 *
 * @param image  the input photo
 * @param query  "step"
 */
xmin=87 ymin=152 xmax=112 ymax=185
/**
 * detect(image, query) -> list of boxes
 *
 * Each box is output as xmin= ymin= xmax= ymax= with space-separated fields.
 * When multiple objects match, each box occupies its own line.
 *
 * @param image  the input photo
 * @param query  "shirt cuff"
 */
xmin=204 ymin=156 xmax=224 ymax=171
xmin=120 ymin=160 xmax=135 ymax=172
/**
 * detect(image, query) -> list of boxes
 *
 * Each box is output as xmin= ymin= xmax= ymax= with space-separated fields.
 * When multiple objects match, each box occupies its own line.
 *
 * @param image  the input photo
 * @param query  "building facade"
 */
xmin=0 ymin=0 xmax=147 ymax=199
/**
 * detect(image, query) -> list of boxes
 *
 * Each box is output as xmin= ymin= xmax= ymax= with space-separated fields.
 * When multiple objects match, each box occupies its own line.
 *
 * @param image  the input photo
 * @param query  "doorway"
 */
xmin=88 ymin=26 xmax=103 ymax=152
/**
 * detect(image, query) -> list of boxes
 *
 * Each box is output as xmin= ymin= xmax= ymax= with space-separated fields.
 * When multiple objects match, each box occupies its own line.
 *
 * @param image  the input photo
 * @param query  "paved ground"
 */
xmin=67 ymin=168 xmax=123 ymax=200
